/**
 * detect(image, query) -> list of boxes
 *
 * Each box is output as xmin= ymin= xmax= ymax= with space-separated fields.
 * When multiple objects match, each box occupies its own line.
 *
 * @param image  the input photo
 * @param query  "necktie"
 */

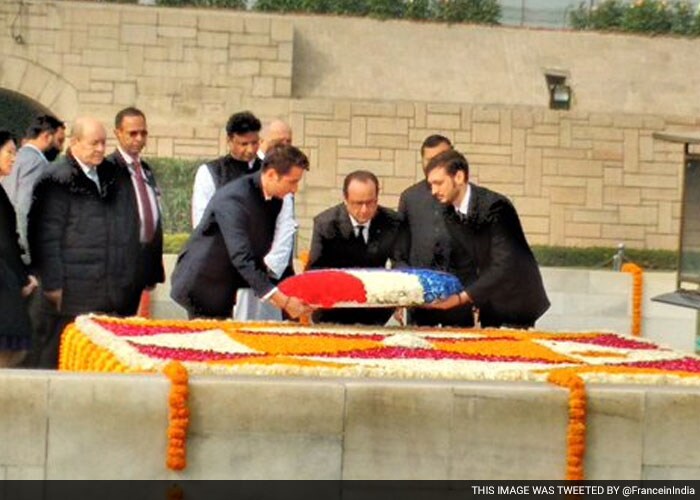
xmin=133 ymin=157 xmax=155 ymax=242
xmin=355 ymin=225 xmax=366 ymax=244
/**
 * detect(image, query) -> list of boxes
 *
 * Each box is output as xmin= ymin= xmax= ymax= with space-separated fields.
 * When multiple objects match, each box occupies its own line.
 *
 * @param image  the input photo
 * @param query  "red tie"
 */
xmin=133 ymin=157 xmax=155 ymax=242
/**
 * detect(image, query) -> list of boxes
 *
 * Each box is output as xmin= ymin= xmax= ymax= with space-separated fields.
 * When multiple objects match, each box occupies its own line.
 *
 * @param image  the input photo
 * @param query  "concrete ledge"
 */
xmin=2 ymin=370 xmax=700 ymax=479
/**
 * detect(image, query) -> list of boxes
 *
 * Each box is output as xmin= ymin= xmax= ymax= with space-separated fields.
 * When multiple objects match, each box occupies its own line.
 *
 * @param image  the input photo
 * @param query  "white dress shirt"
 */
xmin=348 ymin=214 xmax=371 ymax=244
xmin=191 ymin=158 xmax=257 ymax=228
xmin=75 ymin=157 xmax=100 ymax=191
xmin=453 ymin=183 xmax=472 ymax=219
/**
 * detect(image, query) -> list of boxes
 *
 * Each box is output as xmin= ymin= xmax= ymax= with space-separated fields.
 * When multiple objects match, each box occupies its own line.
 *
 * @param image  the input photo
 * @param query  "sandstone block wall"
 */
xmin=2 ymin=1 xmax=700 ymax=250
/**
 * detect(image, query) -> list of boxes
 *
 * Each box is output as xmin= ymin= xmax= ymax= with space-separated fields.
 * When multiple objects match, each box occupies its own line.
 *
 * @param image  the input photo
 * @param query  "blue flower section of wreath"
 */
xmin=403 ymin=269 xmax=463 ymax=303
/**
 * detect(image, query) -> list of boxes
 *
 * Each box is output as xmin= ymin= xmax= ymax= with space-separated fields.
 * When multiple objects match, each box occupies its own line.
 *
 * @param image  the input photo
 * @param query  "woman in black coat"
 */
xmin=0 ymin=130 xmax=37 ymax=367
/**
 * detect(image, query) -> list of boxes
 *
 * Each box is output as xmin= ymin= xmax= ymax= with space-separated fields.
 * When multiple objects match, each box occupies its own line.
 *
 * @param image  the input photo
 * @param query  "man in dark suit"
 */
xmin=307 ymin=170 xmax=402 ymax=325
xmin=171 ymin=145 xmax=313 ymax=320
xmin=106 ymin=107 xmax=165 ymax=315
xmin=420 ymin=150 xmax=550 ymax=328
xmin=396 ymin=134 xmax=476 ymax=326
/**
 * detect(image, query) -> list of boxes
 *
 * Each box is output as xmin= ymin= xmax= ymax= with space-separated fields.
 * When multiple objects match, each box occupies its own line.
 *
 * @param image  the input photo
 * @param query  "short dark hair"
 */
xmin=420 ymin=134 xmax=452 ymax=157
xmin=226 ymin=111 xmax=261 ymax=138
xmin=262 ymin=144 xmax=309 ymax=176
xmin=425 ymin=149 xmax=469 ymax=178
xmin=115 ymin=107 xmax=146 ymax=128
xmin=343 ymin=170 xmax=379 ymax=198
xmin=0 ymin=130 xmax=16 ymax=149
xmin=24 ymin=115 xmax=65 ymax=140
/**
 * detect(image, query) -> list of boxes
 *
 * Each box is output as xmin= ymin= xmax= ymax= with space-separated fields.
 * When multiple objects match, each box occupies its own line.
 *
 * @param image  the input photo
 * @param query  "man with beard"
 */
xmin=395 ymin=134 xmax=474 ymax=327
xmin=420 ymin=149 xmax=550 ymax=329
xmin=1 ymin=114 xmax=66 ymax=262
xmin=1 ymin=115 xmax=65 ymax=368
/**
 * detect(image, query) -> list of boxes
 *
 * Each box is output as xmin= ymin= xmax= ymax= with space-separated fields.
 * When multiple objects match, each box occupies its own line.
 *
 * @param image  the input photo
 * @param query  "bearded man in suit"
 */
xmin=420 ymin=149 xmax=550 ymax=328
xmin=396 ymin=134 xmax=477 ymax=326
xmin=306 ymin=170 xmax=402 ymax=325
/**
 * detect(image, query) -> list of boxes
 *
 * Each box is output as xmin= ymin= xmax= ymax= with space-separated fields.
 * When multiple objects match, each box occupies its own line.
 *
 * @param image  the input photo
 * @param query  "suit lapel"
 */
xmin=338 ymin=205 xmax=355 ymax=240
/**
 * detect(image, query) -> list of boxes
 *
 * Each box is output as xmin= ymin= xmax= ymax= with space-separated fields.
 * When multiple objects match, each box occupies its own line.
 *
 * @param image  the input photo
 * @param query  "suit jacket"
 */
xmin=106 ymin=151 xmax=165 ymax=292
xmin=170 ymin=172 xmax=283 ymax=318
xmin=396 ymin=180 xmax=452 ymax=270
xmin=444 ymin=183 xmax=550 ymax=327
xmin=307 ymin=203 xmax=402 ymax=325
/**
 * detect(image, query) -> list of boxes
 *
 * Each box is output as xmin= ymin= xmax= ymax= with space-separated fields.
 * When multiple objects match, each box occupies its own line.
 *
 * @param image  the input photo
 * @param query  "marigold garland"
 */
xmin=622 ymin=263 xmax=644 ymax=337
xmin=137 ymin=290 xmax=152 ymax=318
xmin=547 ymin=370 xmax=587 ymax=480
xmin=164 ymin=361 xmax=190 ymax=471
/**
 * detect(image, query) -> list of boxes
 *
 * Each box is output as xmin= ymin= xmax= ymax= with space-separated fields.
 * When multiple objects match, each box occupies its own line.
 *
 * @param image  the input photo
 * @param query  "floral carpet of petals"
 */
xmin=58 ymin=314 xmax=700 ymax=480
xmin=61 ymin=315 xmax=700 ymax=384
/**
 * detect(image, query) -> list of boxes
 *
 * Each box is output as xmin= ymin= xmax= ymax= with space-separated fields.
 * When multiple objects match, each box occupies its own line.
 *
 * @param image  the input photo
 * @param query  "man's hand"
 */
xmin=44 ymin=289 xmax=63 ymax=312
xmin=392 ymin=307 xmax=405 ymax=326
xmin=21 ymin=275 xmax=39 ymax=298
xmin=422 ymin=291 xmax=471 ymax=310
xmin=271 ymin=291 xmax=314 ymax=319
xmin=284 ymin=296 xmax=314 ymax=319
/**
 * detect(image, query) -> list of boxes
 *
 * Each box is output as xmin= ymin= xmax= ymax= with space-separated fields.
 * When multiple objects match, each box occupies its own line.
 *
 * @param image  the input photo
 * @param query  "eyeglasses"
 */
xmin=347 ymin=199 xmax=378 ymax=209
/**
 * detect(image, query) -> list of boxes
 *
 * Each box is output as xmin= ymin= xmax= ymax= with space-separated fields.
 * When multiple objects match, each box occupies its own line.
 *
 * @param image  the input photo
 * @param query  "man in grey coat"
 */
xmin=0 ymin=114 xmax=65 ymax=262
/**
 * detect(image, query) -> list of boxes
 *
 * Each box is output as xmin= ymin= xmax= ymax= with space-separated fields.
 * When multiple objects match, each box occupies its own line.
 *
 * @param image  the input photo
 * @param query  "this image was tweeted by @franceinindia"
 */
xmin=468 ymin=482 xmax=697 ymax=498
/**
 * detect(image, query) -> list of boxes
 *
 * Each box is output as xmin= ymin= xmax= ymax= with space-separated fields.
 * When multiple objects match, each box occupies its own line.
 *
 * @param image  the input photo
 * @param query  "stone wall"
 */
xmin=3 ymin=369 xmax=700 ymax=479
xmin=1 ymin=1 xmax=700 ymax=249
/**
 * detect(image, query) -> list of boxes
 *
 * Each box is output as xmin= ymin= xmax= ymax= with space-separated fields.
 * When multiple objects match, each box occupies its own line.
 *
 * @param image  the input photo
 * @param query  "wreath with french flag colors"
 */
xmin=277 ymin=268 xmax=463 ymax=308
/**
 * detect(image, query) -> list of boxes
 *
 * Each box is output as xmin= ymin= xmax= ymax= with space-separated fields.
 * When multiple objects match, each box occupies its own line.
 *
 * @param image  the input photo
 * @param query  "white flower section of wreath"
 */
xmin=382 ymin=333 xmax=435 ymax=349
xmin=346 ymin=269 xmax=424 ymax=305
xmin=535 ymin=339 xmax=686 ymax=366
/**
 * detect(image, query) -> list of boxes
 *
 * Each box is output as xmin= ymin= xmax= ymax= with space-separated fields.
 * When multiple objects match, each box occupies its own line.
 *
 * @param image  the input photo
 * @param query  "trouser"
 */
xmin=19 ymin=288 xmax=50 ymax=368
xmin=37 ymin=309 xmax=74 ymax=370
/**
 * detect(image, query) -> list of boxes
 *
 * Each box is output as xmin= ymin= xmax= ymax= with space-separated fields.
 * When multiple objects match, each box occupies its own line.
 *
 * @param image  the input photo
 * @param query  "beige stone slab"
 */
xmin=643 ymin=388 xmax=700 ymax=468
xmin=183 ymin=432 xmax=342 ymax=479
xmin=643 ymin=465 xmax=700 ymax=480
xmin=586 ymin=387 xmax=644 ymax=480
xmin=450 ymin=382 xmax=567 ymax=479
xmin=45 ymin=373 xmax=169 ymax=479
xmin=0 ymin=370 xmax=49 ymax=467
xmin=175 ymin=376 xmax=345 ymax=479
xmin=5 ymin=465 xmax=44 ymax=480
xmin=342 ymin=382 xmax=453 ymax=479
xmin=189 ymin=377 xmax=345 ymax=436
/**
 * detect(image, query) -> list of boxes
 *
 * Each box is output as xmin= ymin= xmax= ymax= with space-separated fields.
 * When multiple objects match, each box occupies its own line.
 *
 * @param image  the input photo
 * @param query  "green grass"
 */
xmin=532 ymin=245 xmax=677 ymax=271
